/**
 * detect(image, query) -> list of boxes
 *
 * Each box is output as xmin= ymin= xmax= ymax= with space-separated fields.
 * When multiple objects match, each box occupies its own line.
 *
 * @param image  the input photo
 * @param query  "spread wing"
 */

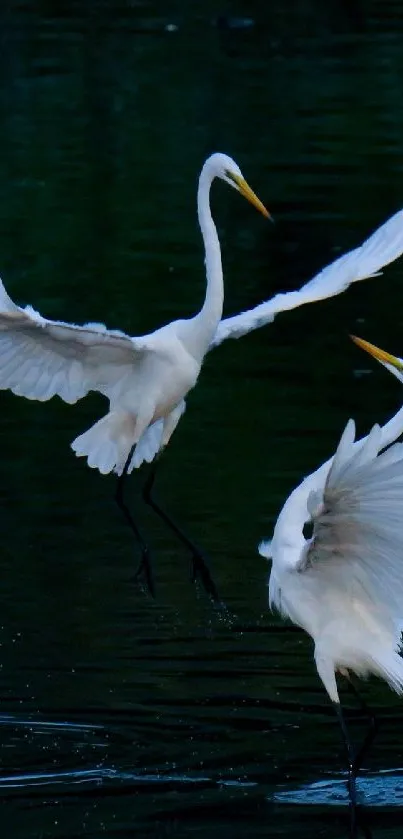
xmin=0 ymin=279 xmax=156 ymax=404
xmin=210 ymin=208 xmax=403 ymax=348
xmin=302 ymin=420 xmax=403 ymax=626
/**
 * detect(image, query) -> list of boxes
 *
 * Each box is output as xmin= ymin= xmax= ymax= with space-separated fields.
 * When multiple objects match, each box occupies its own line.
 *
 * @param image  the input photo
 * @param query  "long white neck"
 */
xmin=179 ymin=163 xmax=224 ymax=360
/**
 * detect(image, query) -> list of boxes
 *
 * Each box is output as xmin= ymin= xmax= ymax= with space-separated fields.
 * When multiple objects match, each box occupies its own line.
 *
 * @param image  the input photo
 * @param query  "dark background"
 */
xmin=1 ymin=1 xmax=403 ymax=837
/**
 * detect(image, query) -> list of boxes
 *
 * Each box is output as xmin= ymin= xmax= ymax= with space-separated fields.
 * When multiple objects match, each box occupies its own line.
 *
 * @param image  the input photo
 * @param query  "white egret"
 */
xmin=259 ymin=404 xmax=403 ymax=810
xmin=1 ymin=155 xmax=403 ymax=599
xmin=0 ymin=153 xmax=269 ymax=600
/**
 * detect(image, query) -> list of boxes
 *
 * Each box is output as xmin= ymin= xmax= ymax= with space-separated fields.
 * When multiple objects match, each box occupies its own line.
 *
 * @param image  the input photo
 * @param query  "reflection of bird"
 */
xmin=259 ymin=403 xmax=403 ymax=817
xmin=1 ymin=158 xmax=403 ymax=600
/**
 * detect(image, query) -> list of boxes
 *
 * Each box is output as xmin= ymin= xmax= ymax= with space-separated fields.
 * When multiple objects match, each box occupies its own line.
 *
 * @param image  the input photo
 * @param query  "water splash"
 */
xmin=271 ymin=768 xmax=403 ymax=807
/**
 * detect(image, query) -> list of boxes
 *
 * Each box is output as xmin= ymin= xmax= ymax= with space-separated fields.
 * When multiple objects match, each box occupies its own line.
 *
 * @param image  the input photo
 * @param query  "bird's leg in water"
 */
xmin=334 ymin=679 xmax=379 ymax=838
xmin=333 ymin=701 xmax=358 ymax=832
xmin=115 ymin=444 xmax=154 ymax=597
xmin=142 ymin=461 xmax=221 ymax=604
xmin=345 ymin=675 xmax=379 ymax=773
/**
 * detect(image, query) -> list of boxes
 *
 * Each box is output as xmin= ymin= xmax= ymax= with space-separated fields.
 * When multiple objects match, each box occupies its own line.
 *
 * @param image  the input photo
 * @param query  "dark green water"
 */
xmin=1 ymin=2 xmax=403 ymax=837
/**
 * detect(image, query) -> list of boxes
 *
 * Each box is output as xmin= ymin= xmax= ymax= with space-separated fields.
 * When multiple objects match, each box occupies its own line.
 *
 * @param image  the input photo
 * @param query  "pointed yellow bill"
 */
xmin=232 ymin=174 xmax=272 ymax=219
xmin=350 ymin=335 xmax=403 ymax=371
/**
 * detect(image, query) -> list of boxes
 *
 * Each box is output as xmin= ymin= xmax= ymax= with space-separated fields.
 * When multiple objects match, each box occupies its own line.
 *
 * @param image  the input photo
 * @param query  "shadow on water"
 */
xmin=1 ymin=1 xmax=403 ymax=837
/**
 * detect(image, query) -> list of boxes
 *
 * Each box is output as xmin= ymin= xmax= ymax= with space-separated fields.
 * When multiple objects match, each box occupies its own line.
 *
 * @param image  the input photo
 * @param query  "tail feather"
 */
xmin=130 ymin=419 xmax=164 ymax=470
xmin=72 ymin=411 xmax=138 ymax=475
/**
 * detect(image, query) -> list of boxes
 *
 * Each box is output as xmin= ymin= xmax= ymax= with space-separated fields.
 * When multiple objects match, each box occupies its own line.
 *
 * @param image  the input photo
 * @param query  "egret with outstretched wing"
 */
xmin=0 ymin=153 xmax=269 ymax=600
xmin=259 ymin=404 xmax=403 ymax=813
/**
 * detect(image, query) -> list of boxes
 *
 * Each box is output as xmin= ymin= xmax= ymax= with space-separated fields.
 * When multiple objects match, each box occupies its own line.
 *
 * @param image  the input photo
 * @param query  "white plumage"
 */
xmin=261 ymin=407 xmax=403 ymax=705
xmin=211 ymin=206 xmax=403 ymax=346
xmin=0 ymin=153 xmax=269 ymax=476
xmin=1 ymin=167 xmax=403 ymax=475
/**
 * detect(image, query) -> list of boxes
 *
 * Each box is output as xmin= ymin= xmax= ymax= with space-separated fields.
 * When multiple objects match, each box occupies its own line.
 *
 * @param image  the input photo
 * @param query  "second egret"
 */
xmin=259 ymin=403 xmax=403 ymax=810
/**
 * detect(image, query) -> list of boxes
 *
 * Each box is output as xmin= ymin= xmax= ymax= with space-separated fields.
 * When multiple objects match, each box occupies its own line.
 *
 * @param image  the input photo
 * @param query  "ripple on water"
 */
xmin=271 ymin=768 xmax=403 ymax=807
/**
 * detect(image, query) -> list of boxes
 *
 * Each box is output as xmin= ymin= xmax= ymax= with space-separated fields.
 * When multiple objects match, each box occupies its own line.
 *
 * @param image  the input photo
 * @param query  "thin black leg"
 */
xmin=345 ymin=676 xmax=379 ymax=773
xmin=334 ymin=677 xmax=380 ymax=837
xmin=333 ymin=701 xmax=358 ymax=835
xmin=115 ymin=444 xmax=155 ymax=597
xmin=142 ymin=462 xmax=222 ymax=605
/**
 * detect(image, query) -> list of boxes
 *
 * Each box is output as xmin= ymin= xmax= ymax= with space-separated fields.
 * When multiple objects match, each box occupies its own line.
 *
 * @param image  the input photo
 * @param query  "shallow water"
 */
xmin=1 ymin=1 xmax=403 ymax=837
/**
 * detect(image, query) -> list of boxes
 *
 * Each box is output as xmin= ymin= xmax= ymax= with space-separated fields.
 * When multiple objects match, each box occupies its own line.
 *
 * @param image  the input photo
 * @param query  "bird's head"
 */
xmin=351 ymin=335 xmax=403 ymax=384
xmin=204 ymin=152 xmax=271 ymax=219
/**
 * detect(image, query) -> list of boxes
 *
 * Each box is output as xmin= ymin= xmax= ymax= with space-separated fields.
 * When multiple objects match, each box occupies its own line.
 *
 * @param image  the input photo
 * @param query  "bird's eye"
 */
xmin=303 ymin=520 xmax=314 ymax=540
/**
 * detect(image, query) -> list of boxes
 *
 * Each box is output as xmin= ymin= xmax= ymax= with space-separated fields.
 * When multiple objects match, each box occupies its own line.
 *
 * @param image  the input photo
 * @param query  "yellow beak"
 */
xmin=233 ymin=174 xmax=272 ymax=219
xmin=350 ymin=335 xmax=403 ymax=372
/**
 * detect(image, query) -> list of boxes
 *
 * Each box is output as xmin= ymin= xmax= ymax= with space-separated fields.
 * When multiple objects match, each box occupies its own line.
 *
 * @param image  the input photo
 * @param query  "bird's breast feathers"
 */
xmin=113 ymin=341 xmax=201 ymax=419
xmin=152 ymin=346 xmax=201 ymax=413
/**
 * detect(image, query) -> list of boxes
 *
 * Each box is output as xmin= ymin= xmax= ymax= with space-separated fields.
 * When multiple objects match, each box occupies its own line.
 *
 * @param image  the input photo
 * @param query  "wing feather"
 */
xmin=303 ymin=421 xmax=403 ymax=625
xmin=211 ymin=208 xmax=403 ymax=348
xmin=0 ymin=280 xmax=154 ymax=404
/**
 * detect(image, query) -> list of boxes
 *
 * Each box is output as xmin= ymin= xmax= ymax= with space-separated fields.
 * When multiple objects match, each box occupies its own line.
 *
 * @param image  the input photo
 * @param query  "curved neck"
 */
xmin=180 ymin=165 xmax=224 ymax=360
xmin=198 ymin=166 xmax=224 ymax=327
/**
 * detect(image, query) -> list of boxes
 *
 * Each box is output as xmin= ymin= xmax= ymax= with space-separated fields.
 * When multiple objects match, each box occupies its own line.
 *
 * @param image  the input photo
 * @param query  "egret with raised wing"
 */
xmin=0 ymin=153 xmax=269 ymax=601
xmin=259 ymin=404 xmax=403 ymax=815
xmin=1 ymin=156 xmax=403 ymax=599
